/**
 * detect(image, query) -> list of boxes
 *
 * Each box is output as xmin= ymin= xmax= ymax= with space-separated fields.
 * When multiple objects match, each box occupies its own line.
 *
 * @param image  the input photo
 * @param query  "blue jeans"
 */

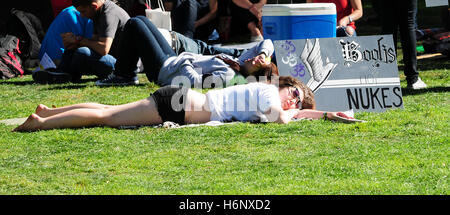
xmin=336 ymin=26 xmax=357 ymax=37
xmin=174 ymin=31 xmax=244 ymax=57
xmin=114 ymin=16 xmax=177 ymax=82
xmin=59 ymin=47 xmax=116 ymax=81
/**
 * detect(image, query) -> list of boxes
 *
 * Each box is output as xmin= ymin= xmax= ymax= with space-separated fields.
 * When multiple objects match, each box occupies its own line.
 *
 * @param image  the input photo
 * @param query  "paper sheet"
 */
xmin=425 ymin=0 xmax=448 ymax=7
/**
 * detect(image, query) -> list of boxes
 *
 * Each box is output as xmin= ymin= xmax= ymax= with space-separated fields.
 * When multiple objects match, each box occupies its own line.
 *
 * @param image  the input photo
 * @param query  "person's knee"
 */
xmin=247 ymin=22 xmax=257 ymax=29
xmin=126 ymin=17 xmax=145 ymax=30
xmin=74 ymin=47 xmax=91 ymax=56
xmin=97 ymin=109 xmax=114 ymax=126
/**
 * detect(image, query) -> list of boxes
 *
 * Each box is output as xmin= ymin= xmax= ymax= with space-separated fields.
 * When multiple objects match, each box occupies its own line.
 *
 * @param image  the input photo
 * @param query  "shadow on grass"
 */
xmin=397 ymin=55 xmax=450 ymax=71
xmin=0 ymin=77 xmax=98 ymax=86
xmin=402 ymin=86 xmax=450 ymax=96
xmin=96 ymin=84 xmax=147 ymax=89
xmin=47 ymin=85 xmax=89 ymax=90
xmin=0 ymin=80 xmax=35 ymax=85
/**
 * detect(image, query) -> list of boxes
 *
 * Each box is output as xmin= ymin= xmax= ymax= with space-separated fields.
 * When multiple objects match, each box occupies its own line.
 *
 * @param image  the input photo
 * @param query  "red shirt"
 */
xmin=313 ymin=0 xmax=356 ymax=30
xmin=51 ymin=0 xmax=73 ymax=18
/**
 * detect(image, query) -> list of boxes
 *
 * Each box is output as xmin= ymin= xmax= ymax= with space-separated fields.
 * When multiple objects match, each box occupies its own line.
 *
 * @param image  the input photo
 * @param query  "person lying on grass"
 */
xmin=95 ymin=16 xmax=278 ymax=86
xmin=13 ymin=76 xmax=356 ymax=132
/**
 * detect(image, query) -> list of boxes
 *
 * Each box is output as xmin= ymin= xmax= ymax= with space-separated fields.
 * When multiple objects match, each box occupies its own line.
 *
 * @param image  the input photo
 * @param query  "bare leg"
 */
xmin=248 ymin=22 xmax=262 ymax=37
xmin=13 ymin=97 xmax=163 ymax=132
xmin=35 ymin=103 xmax=113 ymax=118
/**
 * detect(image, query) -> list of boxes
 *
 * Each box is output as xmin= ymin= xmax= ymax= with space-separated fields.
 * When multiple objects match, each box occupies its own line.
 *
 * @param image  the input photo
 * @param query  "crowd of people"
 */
xmin=10 ymin=0 xmax=436 ymax=131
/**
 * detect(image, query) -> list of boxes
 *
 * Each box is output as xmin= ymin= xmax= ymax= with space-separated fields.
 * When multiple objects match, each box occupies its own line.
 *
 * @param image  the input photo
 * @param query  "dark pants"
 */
xmin=114 ymin=16 xmax=176 ymax=82
xmin=114 ymin=16 xmax=243 ymax=82
xmin=174 ymin=31 xmax=244 ymax=57
xmin=230 ymin=0 xmax=260 ymax=35
xmin=336 ymin=26 xmax=357 ymax=37
xmin=380 ymin=0 xmax=419 ymax=84
xmin=171 ymin=0 xmax=196 ymax=38
xmin=170 ymin=0 xmax=213 ymax=40
xmin=58 ymin=47 xmax=116 ymax=81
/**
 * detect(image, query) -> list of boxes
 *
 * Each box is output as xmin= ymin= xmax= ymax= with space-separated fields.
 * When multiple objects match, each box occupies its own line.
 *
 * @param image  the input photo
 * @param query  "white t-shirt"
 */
xmin=206 ymin=83 xmax=281 ymax=122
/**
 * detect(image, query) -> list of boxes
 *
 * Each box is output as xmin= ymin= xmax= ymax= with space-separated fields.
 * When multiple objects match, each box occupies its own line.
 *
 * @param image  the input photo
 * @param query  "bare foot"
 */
xmin=35 ymin=104 xmax=50 ymax=117
xmin=12 ymin=114 xmax=43 ymax=132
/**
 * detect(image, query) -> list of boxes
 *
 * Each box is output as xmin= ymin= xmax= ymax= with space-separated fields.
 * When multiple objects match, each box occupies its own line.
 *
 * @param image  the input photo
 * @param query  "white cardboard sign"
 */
xmin=274 ymin=35 xmax=404 ymax=112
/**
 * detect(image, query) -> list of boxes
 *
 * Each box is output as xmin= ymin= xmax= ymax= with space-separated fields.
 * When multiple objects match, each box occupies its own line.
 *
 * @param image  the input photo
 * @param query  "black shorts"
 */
xmin=151 ymin=85 xmax=189 ymax=125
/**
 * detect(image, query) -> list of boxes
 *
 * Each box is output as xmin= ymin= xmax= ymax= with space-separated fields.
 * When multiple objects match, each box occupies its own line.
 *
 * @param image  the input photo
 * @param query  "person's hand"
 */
xmin=254 ymin=1 xmax=265 ymax=11
xmin=249 ymin=4 xmax=262 ymax=20
xmin=61 ymin=32 xmax=78 ymax=50
xmin=327 ymin=112 xmax=355 ymax=120
xmin=338 ymin=16 xmax=350 ymax=27
xmin=254 ymin=53 xmax=269 ymax=65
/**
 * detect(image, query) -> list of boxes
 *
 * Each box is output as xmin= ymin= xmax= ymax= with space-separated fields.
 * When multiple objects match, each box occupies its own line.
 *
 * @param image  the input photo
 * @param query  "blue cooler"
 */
xmin=262 ymin=3 xmax=336 ymax=41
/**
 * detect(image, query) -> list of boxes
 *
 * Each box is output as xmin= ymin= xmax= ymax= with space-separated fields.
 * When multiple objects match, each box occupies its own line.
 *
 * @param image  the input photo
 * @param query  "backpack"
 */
xmin=0 ymin=35 xmax=24 ymax=79
xmin=6 ymin=8 xmax=45 ymax=69
xmin=423 ymin=31 xmax=450 ymax=56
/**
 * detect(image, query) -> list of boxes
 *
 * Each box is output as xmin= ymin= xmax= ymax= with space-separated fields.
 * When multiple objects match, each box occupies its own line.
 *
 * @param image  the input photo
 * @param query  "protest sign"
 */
xmin=274 ymin=35 xmax=404 ymax=112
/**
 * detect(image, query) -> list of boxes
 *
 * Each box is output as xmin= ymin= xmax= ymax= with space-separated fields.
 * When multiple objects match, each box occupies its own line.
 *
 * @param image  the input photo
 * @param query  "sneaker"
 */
xmin=95 ymin=74 xmax=139 ymax=86
xmin=32 ymin=69 xmax=72 ymax=84
xmin=407 ymin=77 xmax=427 ymax=90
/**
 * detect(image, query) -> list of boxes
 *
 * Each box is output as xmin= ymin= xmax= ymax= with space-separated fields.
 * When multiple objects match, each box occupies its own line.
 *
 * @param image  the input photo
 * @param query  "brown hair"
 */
xmin=276 ymin=76 xmax=316 ymax=110
xmin=241 ymin=62 xmax=279 ymax=81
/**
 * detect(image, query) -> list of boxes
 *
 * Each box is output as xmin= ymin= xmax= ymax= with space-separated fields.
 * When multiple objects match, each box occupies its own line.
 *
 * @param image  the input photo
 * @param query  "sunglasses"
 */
xmin=289 ymin=86 xmax=303 ymax=109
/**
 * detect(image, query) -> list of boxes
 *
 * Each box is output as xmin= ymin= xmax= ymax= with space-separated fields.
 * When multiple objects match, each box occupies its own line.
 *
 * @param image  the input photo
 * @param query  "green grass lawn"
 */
xmin=0 ymin=58 xmax=448 ymax=194
xmin=0 ymin=3 xmax=449 ymax=195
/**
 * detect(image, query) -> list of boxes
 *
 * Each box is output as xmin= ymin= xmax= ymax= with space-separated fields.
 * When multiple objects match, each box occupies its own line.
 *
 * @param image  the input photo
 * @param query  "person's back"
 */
xmin=38 ymin=6 xmax=93 ymax=65
xmin=206 ymin=82 xmax=281 ymax=122
xmin=93 ymin=0 xmax=130 ymax=57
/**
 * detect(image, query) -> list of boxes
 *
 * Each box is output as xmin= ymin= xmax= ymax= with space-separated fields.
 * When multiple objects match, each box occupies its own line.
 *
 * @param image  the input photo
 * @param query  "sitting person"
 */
xmin=33 ymin=0 xmax=130 ymax=84
xmin=307 ymin=0 xmax=363 ymax=37
xmin=229 ymin=0 xmax=266 ymax=42
xmin=38 ymin=6 xmax=93 ymax=66
xmin=164 ymin=0 xmax=218 ymax=41
xmin=13 ymin=76 xmax=356 ymax=132
xmin=95 ymin=16 xmax=276 ymax=87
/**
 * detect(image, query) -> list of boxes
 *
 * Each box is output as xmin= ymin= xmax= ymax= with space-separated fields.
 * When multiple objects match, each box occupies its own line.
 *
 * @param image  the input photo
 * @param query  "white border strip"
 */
xmin=320 ymin=78 xmax=401 ymax=89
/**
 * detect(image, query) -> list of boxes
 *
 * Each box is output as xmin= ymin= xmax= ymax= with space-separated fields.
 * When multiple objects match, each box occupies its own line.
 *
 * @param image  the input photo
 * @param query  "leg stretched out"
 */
xmin=35 ymin=103 xmax=113 ymax=118
xmin=14 ymin=97 xmax=163 ymax=132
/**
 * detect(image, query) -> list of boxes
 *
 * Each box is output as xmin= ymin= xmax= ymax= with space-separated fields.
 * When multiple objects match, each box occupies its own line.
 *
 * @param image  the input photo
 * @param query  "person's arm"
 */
xmin=79 ymin=36 xmax=113 ymax=56
xmin=338 ymin=0 xmax=363 ymax=27
xmin=238 ymin=39 xmax=274 ymax=63
xmin=60 ymin=32 xmax=113 ymax=56
xmin=232 ymin=0 xmax=266 ymax=19
xmin=195 ymin=0 xmax=218 ymax=28
xmin=266 ymin=107 xmax=356 ymax=124
xmin=264 ymin=106 xmax=299 ymax=124
xmin=295 ymin=109 xmax=354 ymax=121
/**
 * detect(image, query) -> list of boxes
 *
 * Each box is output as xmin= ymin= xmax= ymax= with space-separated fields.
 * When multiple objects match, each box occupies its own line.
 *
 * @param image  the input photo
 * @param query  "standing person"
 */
xmin=307 ymin=0 xmax=363 ymax=37
xmin=33 ymin=0 xmax=130 ymax=84
xmin=230 ymin=0 xmax=266 ymax=42
xmin=95 ymin=16 xmax=277 ymax=87
xmin=380 ymin=0 xmax=427 ymax=90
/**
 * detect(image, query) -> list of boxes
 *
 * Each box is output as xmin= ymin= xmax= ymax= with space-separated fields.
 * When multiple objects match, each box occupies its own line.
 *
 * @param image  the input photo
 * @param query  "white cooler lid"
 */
xmin=262 ymin=3 xmax=336 ymax=16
